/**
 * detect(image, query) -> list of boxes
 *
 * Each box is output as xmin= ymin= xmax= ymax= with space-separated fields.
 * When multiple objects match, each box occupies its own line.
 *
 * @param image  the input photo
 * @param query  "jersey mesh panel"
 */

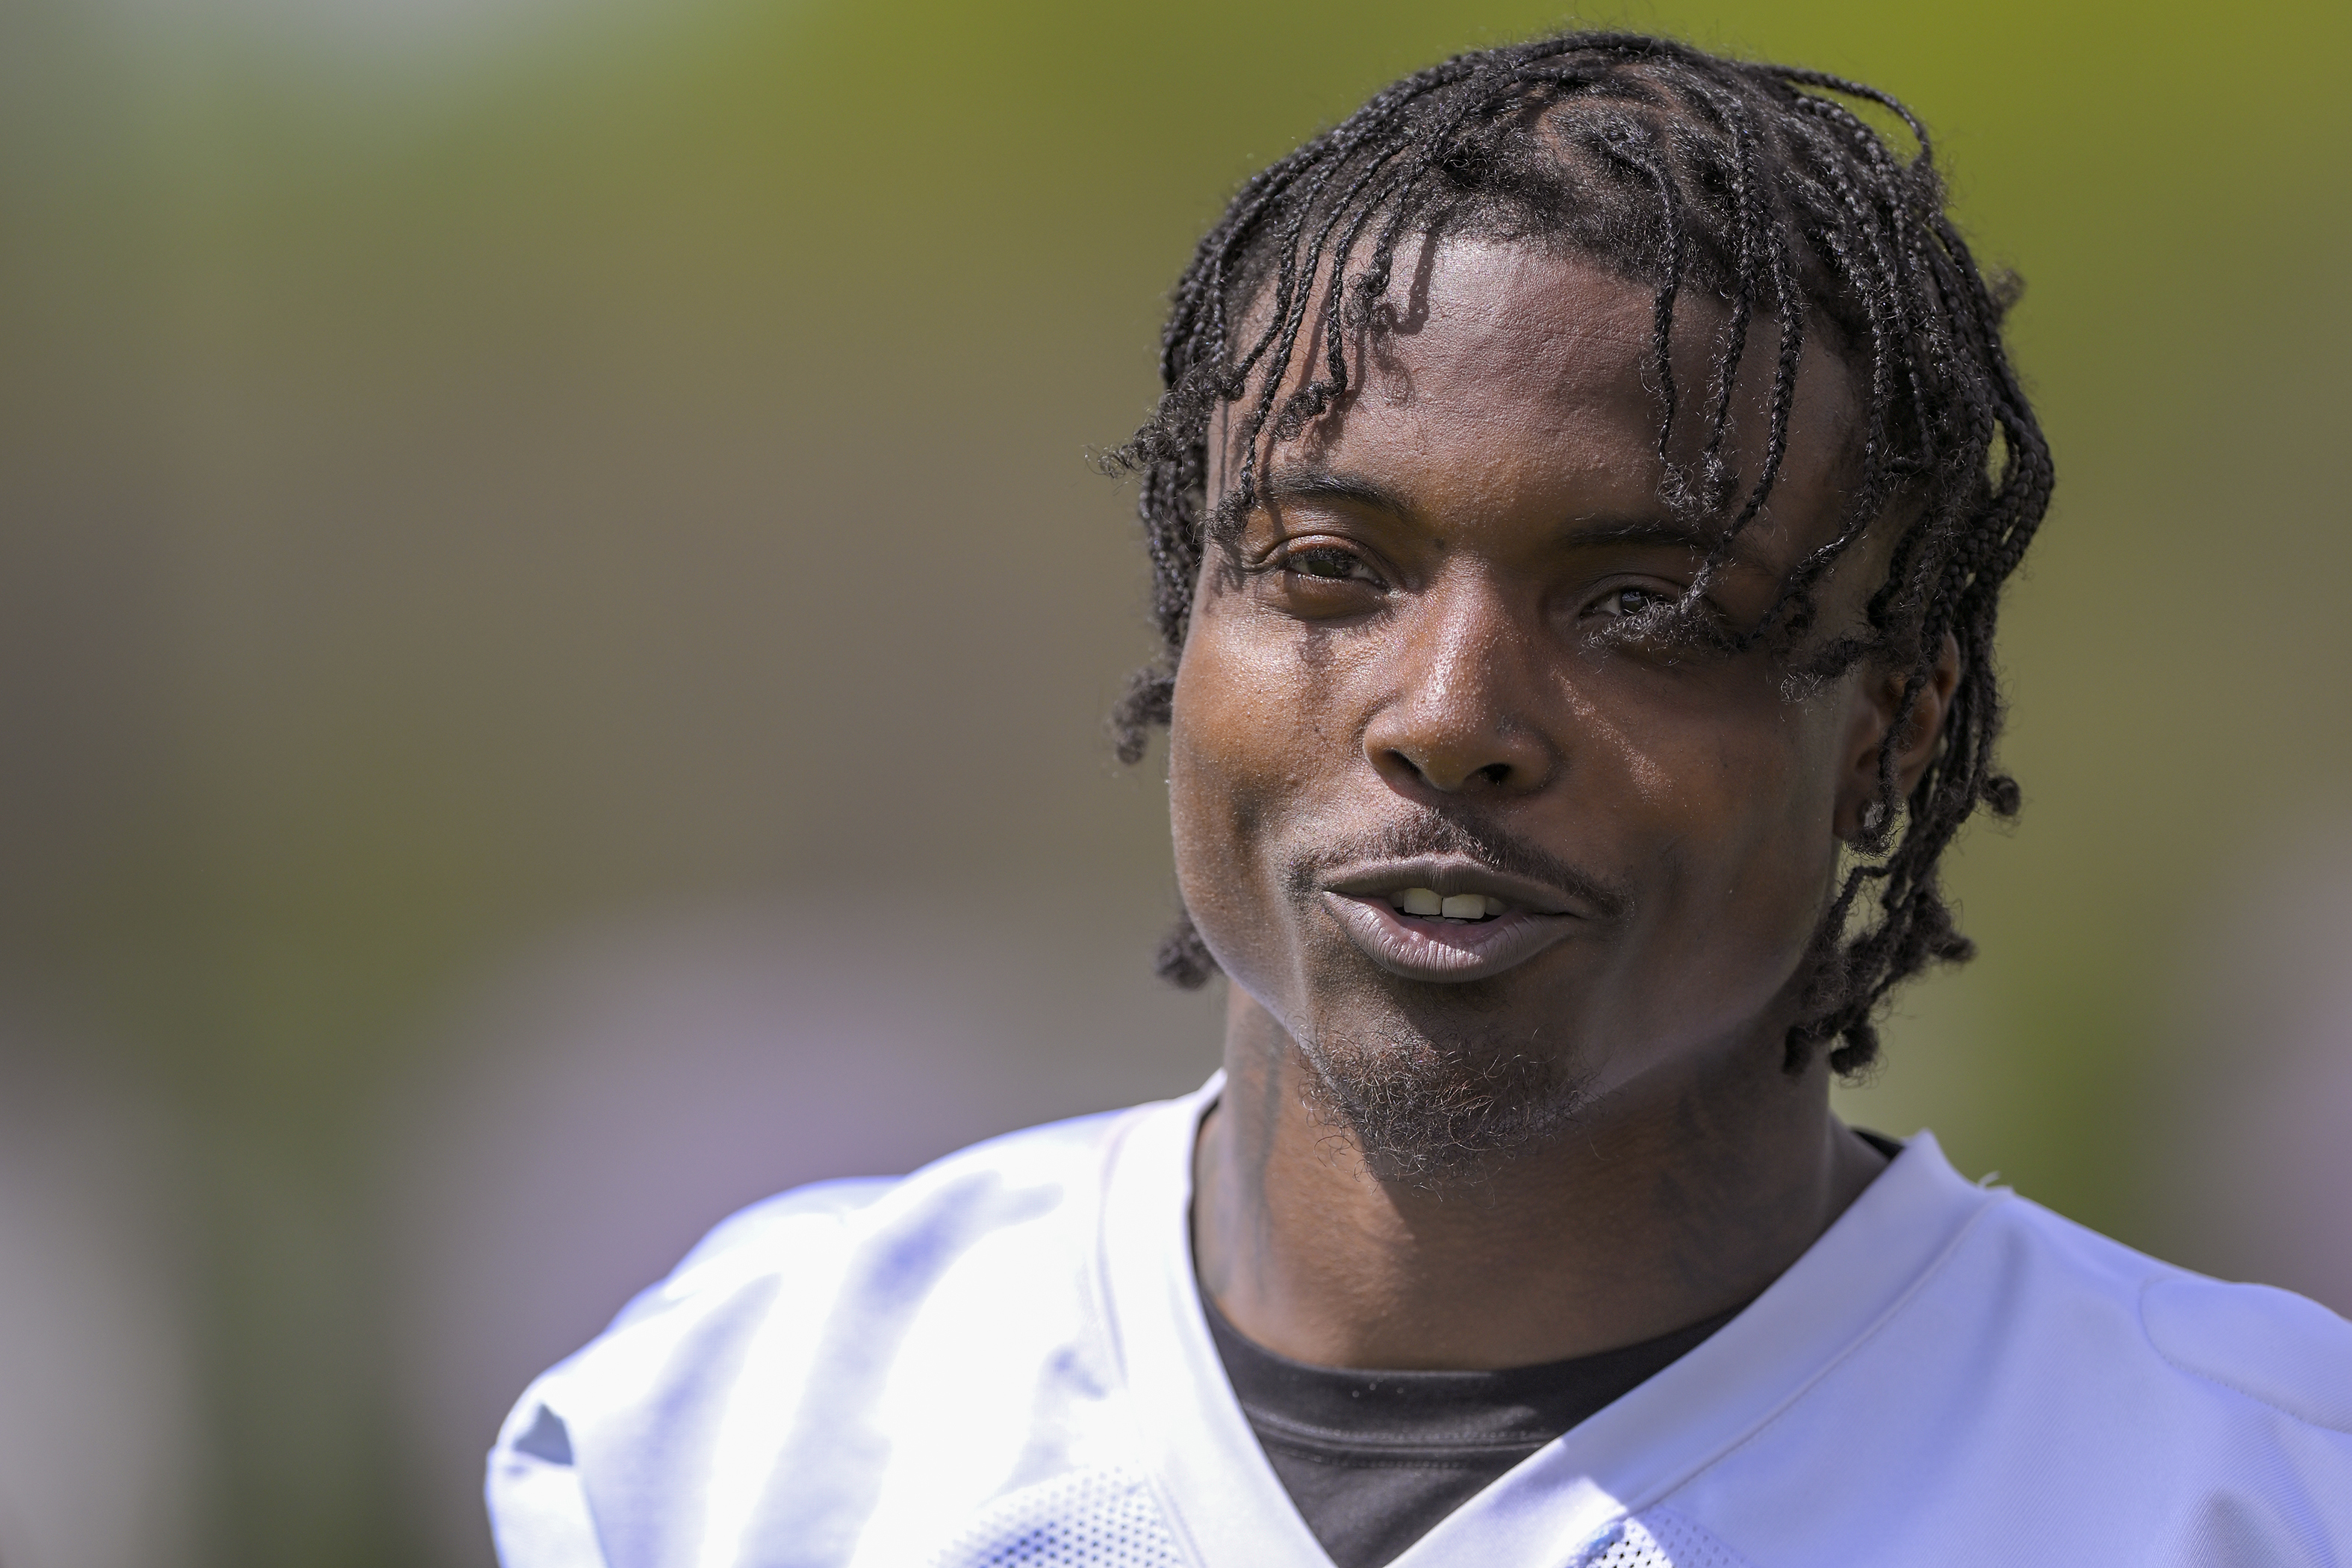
xmin=930 ymin=1466 xmax=1188 ymax=1568
xmin=1578 ymin=1508 xmax=1752 ymax=1568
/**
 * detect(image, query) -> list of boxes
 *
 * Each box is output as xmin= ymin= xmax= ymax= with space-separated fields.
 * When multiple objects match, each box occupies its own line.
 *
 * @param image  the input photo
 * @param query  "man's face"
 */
xmin=1168 ymin=237 xmax=1887 ymax=1167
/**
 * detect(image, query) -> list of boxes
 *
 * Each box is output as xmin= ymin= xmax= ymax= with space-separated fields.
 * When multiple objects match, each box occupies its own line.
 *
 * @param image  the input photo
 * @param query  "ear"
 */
xmin=1833 ymin=632 xmax=1961 ymax=841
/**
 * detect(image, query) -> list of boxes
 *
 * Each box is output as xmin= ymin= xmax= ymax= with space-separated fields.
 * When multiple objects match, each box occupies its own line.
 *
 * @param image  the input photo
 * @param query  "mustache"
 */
xmin=1289 ymin=811 xmax=1632 ymax=921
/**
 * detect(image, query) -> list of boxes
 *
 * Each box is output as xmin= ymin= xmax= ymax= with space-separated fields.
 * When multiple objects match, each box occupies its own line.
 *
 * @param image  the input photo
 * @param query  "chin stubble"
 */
xmin=1294 ymin=1018 xmax=1598 ymax=1190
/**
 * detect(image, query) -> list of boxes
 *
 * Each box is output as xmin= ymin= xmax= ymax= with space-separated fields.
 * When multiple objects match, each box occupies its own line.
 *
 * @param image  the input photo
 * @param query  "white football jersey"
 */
xmin=487 ymin=1075 xmax=2352 ymax=1567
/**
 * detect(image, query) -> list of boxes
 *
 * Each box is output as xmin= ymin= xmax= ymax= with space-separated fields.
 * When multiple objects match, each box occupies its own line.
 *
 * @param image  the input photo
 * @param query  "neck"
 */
xmin=1192 ymin=987 xmax=1886 ymax=1370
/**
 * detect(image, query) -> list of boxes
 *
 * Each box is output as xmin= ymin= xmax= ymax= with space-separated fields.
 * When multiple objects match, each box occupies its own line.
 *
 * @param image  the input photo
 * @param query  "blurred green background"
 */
xmin=0 ymin=1 xmax=2347 ymax=1564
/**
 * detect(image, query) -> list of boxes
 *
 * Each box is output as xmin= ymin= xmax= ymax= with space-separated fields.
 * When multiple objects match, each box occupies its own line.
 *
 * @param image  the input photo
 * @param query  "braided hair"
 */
xmin=1107 ymin=31 xmax=2052 ymax=1076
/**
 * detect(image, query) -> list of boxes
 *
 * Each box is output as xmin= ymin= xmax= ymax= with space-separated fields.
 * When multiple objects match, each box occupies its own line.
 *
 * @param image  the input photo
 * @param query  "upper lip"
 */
xmin=1322 ymin=856 xmax=1598 ymax=919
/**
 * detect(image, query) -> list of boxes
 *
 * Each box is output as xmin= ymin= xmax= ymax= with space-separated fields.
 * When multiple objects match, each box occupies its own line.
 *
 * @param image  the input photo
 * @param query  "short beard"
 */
xmin=1295 ymin=1021 xmax=1596 ymax=1192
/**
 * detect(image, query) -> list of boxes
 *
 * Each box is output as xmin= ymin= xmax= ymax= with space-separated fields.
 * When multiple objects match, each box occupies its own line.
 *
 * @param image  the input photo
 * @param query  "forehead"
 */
xmin=1360 ymin=240 xmax=1660 ymax=406
xmin=1226 ymin=235 xmax=1864 ymax=538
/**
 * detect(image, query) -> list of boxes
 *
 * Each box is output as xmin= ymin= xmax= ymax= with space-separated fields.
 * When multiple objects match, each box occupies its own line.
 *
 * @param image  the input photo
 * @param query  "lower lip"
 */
xmin=1322 ymin=892 xmax=1582 ymax=983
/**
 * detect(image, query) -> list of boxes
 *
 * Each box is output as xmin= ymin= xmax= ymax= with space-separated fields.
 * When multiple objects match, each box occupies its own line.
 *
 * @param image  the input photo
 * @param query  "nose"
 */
xmin=1360 ymin=579 xmax=1554 ymax=797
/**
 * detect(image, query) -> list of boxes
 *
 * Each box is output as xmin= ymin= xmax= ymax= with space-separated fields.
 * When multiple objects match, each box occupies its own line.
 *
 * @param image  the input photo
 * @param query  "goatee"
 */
xmin=1296 ymin=1021 xmax=1596 ymax=1190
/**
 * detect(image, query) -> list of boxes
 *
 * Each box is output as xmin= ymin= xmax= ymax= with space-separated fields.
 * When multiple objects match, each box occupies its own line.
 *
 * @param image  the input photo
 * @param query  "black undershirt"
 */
xmin=1204 ymin=1296 xmax=1735 ymax=1568
xmin=1200 ymin=1135 xmax=1903 ymax=1567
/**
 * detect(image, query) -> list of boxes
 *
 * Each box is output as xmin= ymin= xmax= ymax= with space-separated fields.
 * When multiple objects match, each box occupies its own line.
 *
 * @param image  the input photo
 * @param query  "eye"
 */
xmin=1256 ymin=537 xmax=1388 ymax=620
xmin=1287 ymin=544 xmax=1375 ymax=583
xmin=1587 ymin=584 xmax=1676 ymax=619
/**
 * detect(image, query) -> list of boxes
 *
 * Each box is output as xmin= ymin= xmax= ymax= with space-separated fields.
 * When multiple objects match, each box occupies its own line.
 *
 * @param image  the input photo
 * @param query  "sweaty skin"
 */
xmin=1177 ymin=237 xmax=1958 ymax=1372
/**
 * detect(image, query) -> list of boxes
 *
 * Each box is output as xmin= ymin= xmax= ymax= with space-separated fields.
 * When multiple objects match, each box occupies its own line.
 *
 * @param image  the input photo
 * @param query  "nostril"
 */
xmin=1477 ymin=762 xmax=1511 ymax=785
xmin=1385 ymin=750 xmax=1430 ymax=785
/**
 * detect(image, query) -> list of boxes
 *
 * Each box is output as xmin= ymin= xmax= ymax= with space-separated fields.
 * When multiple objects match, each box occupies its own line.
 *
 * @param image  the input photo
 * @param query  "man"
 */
xmin=488 ymin=33 xmax=2352 ymax=1568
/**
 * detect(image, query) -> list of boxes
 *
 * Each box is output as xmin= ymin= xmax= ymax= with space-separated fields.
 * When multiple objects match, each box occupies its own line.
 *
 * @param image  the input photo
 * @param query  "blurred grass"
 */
xmin=0 ymin=0 xmax=2345 ymax=1563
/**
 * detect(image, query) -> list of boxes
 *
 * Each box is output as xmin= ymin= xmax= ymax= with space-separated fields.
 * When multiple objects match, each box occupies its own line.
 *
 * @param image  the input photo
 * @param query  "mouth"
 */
xmin=1320 ymin=857 xmax=1596 ymax=983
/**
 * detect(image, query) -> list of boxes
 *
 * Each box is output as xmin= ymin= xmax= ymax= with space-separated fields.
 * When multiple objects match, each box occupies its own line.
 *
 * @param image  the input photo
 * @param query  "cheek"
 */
xmin=1563 ymin=659 xmax=1839 ymax=868
xmin=1541 ymin=660 xmax=1845 ymax=1045
xmin=1166 ymin=615 xmax=1322 ymax=945
xmin=1636 ymin=698 xmax=1846 ymax=971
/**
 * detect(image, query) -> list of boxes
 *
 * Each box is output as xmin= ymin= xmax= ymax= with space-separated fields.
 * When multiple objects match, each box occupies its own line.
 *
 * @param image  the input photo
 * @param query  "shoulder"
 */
xmin=617 ymin=1103 xmax=1133 ymax=1327
xmin=484 ymin=1102 xmax=1157 ymax=1568
xmin=1850 ymin=1182 xmax=2352 ymax=1561
xmin=1671 ymin=1151 xmax=2352 ymax=1565
xmin=537 ymin=1101 xmax=1134 ymax=1406
xmin=1980 ymin=1191 xmax=2352 ymax=1433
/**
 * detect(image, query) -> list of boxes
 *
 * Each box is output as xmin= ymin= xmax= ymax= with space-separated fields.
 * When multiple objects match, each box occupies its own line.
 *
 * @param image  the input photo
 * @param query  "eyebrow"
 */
xmin=1257 ymin=467 xmax=1416 ymax=518
xmin=1257 ymin=465 xmax=1727 ymax=556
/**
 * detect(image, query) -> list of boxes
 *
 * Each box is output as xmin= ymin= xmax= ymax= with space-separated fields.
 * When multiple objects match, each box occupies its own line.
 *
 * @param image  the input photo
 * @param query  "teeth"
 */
xmin=1392 ymin=888 xmax=1500 ymax=921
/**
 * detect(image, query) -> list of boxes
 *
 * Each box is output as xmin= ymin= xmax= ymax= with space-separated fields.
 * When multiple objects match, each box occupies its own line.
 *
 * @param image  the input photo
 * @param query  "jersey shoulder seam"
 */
xmin=2137 ymin=1275 xmax=2352 ymax=1434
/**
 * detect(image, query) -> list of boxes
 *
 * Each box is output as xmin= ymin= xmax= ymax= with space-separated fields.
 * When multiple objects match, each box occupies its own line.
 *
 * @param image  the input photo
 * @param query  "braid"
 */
xmin=1106 ymin=31 xmax=2053 ymax=1076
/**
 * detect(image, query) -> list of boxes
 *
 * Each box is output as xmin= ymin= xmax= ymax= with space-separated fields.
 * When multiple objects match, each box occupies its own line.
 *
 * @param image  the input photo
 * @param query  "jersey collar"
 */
xmin=1095 ymin=1072 xmax=2009 ymax=1568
